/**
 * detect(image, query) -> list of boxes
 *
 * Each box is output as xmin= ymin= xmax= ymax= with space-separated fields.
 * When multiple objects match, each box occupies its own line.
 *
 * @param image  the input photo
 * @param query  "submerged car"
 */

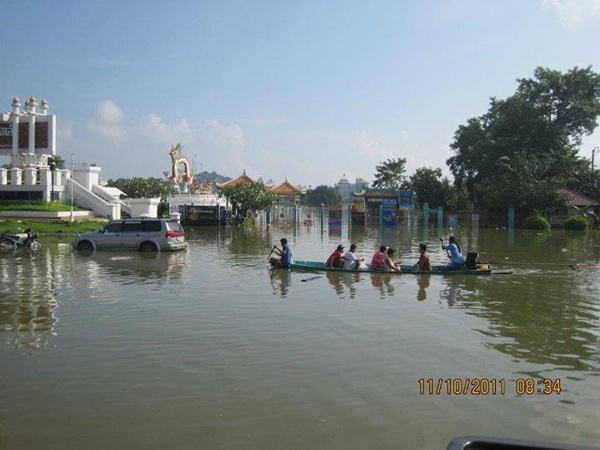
xmin=72 ymin=217 xmax=187 ymax=252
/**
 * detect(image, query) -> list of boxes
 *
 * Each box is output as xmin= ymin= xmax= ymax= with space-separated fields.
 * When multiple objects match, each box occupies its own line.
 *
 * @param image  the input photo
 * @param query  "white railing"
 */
xmin=67 ymin=178 xmax=120 ymax=219
xmin=92 ymin=184 xmax=132 ymax=216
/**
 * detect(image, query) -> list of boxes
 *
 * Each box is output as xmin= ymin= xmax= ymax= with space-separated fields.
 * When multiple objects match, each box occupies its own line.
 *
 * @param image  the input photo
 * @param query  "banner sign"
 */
xmin=399 ymin=190 xmax=414 ymax=208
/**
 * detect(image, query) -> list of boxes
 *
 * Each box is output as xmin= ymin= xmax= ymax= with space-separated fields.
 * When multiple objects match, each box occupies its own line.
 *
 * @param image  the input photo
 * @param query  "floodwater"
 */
xmin=1 ymin=218 xmax=600 ymax=450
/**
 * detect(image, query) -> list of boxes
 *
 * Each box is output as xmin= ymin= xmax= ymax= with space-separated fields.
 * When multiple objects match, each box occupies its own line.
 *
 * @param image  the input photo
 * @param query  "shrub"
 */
xmin=564 ymin=215 xmax=588 ymax=230
xmin=524 ymin=214 xmax=550 ymax=230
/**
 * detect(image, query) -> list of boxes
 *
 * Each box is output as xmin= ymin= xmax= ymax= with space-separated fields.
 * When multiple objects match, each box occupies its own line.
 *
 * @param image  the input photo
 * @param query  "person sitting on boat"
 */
xmin=413 ymin=243 xmax=433 ymax=273
xmin=270 ymin=238 xmax=292 ymax=268
xmin=384 ymin=247 xmax=402 ymax=272
xmin=441 ymin=236 xmax=465 ymax=270
xmin=370 ymin=245 xmax=387 ymax=271
xmin=343 ymin=243 xmax=365 ymax=270
xmin=326 ymin=244 xmax=345 ymax=268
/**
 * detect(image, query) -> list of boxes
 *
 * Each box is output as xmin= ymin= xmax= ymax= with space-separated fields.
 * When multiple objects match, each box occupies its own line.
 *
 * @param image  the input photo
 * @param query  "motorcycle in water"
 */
xmin=0 ymin=228 xmax=42 ymax=252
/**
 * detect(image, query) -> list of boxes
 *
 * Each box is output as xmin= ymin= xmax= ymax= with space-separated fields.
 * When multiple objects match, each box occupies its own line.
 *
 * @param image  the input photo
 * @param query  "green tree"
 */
xmin=221 ymin=182 xmax=278 ymax=224
xmin=107 ymin=177 xmax=177 ymax=217
xmin=372 ymin=157 xmax=408 ymax=190
xmin=194 ymin=170 xmax=231 ymax=184
xmin=408 ymin=167 xmax=446 ymax=208
xmin=107 ymin=177 xmax=175 ymax=199
xmin=447 ymin=66 xmax=600 ymax=213
xmin=301 ymin=185 xmax=343 ymax=206
xmin=48 ymin=155 xmax=65 ymax=169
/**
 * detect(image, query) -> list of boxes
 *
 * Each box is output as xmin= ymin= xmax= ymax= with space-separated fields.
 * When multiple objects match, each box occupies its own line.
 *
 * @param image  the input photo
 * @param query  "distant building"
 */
xmin=355 ymin=178 xmax=368 ymax=191
xmin=336 ymin=175 xmax=369 ymax=201
xmin=270 ymin=178 xmax=303 ymax=204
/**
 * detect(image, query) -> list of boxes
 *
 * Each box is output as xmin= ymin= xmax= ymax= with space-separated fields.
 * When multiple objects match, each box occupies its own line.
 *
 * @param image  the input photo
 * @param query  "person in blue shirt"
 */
xmin=441 ymin=236 xmax=465 ymax=270
xmin=270 ymin=238 xmax=292 ymax=268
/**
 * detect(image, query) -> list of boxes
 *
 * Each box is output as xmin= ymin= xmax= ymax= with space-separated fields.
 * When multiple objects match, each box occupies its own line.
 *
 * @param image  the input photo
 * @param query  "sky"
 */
xmin=2 ymin=0 xmax=600 ymax=188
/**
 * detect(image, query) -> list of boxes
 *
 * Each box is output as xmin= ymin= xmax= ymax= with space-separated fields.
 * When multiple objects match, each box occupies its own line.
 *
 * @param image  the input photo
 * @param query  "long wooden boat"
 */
xmin=288 ymin=260 xmax=512 ymax=275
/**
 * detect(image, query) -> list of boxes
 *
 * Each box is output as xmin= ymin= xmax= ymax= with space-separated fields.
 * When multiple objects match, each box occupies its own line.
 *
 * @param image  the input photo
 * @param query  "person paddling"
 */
xmin=270 ymin=238 xmax=292 ymax=268
xmin=441 ymin=236 xmax=465 ymax=270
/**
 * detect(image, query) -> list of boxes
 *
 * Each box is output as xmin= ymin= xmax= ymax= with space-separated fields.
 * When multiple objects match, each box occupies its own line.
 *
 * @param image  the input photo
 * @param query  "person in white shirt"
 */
xmin=343 ymin=243 xmax=365 ymax=270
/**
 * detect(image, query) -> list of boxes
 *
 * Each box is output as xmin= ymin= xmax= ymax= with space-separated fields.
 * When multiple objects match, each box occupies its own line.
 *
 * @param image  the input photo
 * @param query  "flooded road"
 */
xmin=1 ymin=223 xmax=599 ymax=449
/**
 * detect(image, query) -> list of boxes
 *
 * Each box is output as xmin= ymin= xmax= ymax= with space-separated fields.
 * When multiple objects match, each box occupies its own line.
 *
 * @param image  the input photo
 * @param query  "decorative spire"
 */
xmin=40 ymin=98 xmax=49 ymax=115
xmin=11 ymin=97 xmax=21 ymax=114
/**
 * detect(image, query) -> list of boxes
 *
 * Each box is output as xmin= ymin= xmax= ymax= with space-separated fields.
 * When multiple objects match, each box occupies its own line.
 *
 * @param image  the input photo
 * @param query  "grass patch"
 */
xmin=0 ymin=219 xmax=107 ymax=240
xmin=0 ymin=201 xmax=86 ymax=212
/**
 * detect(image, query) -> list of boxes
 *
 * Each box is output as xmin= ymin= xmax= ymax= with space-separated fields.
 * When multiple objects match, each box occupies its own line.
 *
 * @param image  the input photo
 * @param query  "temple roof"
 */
xmin=215 ymin=169 xmax=255 ymax=190
xmin=558 ymin=188 xmax=599 ymax=207
xmin=270 ymin=179 xmax=302 ymax=195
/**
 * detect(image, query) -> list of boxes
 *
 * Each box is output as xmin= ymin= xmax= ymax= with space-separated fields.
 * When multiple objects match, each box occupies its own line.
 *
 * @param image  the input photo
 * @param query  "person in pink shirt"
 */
xmin=370 ymin=245 xmax=387 ymax=271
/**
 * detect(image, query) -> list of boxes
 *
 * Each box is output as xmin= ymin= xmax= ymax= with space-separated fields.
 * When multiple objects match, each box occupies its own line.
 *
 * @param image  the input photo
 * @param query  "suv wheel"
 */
xmin=77 ymin=241 xmax=94 ymax=252
xmin=139 ymin=242 xmax=158 ymax=252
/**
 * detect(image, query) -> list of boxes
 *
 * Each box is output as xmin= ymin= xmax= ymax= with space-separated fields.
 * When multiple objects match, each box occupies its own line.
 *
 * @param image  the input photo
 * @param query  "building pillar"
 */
xmin=24 ymin=167 xmax=37 ymax=185
xmin=0 ymin=168 xmax=7 ymax=185
xmin=11 ymin=168 xmax=23 ymax=185
xmin=39 ymin=168 xmax=52 ymax=201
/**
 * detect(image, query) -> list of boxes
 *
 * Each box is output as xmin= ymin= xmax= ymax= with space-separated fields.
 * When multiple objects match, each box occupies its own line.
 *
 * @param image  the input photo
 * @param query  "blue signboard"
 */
xmin=382 ymin=206 xmax=397 ymax=226
xmin=399 ymin=190 xmax=414 ymax=208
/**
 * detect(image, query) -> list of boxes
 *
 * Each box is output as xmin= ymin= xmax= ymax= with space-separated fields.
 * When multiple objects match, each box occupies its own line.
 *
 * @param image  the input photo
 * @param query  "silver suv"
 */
xmin=72 ymin=217 xmax=187 ymax=252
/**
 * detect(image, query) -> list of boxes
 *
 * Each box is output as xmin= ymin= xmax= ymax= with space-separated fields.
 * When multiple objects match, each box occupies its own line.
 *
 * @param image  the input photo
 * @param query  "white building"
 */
xmin=0 ymin=96 xmax=157 ymax=219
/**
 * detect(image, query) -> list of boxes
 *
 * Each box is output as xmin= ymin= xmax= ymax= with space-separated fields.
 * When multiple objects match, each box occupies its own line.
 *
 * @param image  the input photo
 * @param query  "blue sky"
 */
xmin=2 ymin=0 xmax=600 ymax=187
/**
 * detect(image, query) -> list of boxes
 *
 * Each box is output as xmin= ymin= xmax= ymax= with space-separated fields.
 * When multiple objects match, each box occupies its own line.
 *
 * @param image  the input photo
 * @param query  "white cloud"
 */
xmin=81 ymin=100 xmax=249 ymax=178
xmin=356 ymin=130 xmax=409 ymax=158
xmin=242 ymin=117 xmax=292 ymax=127
xmin=542 ymin=0 xmax=600 ymax=28
xmin=356 ymin=131 xmax=389 ymax=158
xmin=86 ymin=100 xmax=127 ymax=143
xmin=139 ymin=114 xmax=193 ymax=143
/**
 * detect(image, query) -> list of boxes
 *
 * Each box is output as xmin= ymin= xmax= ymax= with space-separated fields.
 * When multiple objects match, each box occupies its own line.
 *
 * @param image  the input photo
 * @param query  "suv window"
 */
xmin=122 ymin=221 xmax=142 ymax=233
xmin=104 ymin=222 xmax=122 ymax=233
xmin=166 ymin=221 xmax=183 ymax=232
xmin=141 ymin=220 xmax=162 ymax=232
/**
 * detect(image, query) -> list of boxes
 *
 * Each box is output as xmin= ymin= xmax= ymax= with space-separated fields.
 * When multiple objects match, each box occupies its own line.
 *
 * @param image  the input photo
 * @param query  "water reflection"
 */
xmin=438 ymin=276 xmax=479 ymax=307
xmin=0 ymin=250 xmax=59 ymax=354
xmin=369 ymin=273 xmax=395 ymax=298
xmin=0 ymin=247 xmax=190 ymax=354
xmin=73 ymin=251 xmax=189 ymax=285
xmin=416 ymin=275 xmax=430 ymax=301
xmin=447 ymin=273 xmax=600 ymax=372
xmin=325 ymin=271 xmax=362 ymax=299
xmin=269 ymin=268 xmax=291 ymax=298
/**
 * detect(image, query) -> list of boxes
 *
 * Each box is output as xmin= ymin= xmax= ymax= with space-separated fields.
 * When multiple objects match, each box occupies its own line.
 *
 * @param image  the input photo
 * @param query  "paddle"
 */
xmin=301 ymin=276 xmax=321 ymax=282
xmin=488 ymin=260 xmax=593 ymax=271
xmin=268 ymin=245 xmax=276 ymax=262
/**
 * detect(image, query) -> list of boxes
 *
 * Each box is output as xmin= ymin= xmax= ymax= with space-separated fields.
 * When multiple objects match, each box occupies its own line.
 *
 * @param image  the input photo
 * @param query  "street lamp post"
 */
xmin=593 ymin=147 xmax=599 ymax=189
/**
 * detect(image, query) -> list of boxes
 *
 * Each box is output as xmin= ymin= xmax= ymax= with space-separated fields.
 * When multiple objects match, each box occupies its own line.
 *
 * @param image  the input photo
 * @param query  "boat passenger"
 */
xmin=441 ymin=236 xmax=465 ymax=270
xmin=384 ymin=247 xmax=402 ymax=272
xmin=270 ymin=238 xmax=292 ymax=268
xmin=326 ymin=244 xmax=345 ymax=268
xmin=370 ymin=245 xmax=387 ymax=271
xmin=413 ymin=243 xmax=433 ymax=273
xmin=343 ymin=243 xmax=365 ymax=270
